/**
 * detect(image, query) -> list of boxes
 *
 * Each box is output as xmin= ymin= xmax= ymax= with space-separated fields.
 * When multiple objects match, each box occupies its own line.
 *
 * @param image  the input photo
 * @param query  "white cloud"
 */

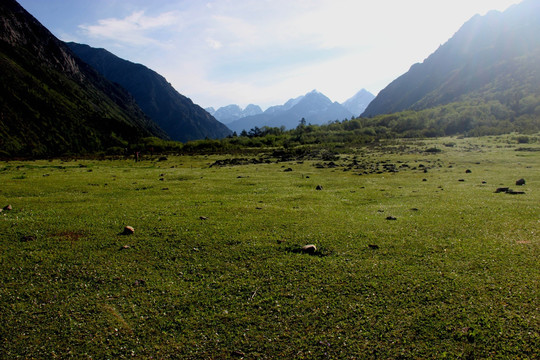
xmin=205 ymin=37 xmax=223 ymax=50
xmin=79 ymin=10 xmax=181 ymax=47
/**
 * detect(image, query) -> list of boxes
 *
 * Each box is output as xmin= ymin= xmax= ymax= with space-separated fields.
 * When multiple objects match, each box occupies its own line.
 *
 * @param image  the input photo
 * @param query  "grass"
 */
xmin=0 ymin=135 xmax=538 ymax=359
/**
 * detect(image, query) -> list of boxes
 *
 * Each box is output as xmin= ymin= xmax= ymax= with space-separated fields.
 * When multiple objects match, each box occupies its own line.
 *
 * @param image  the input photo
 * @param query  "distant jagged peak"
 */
xmin=212 ymin=103 xmax=263 ymax=123
xmin=242 ymin=104 xmax=263 ymax=116
xmin=342 ymin=89 xmax=375 ymax=116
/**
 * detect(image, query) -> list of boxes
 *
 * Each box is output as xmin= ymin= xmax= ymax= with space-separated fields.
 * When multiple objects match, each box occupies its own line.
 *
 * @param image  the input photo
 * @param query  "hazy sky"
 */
xmin=18 ymin=0 xmax=522 ymax=110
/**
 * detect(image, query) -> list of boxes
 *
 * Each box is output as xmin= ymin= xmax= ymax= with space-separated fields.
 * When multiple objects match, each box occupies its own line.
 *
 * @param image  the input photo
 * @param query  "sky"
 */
xmin=18 ymin=0 xmax=522 ymax=110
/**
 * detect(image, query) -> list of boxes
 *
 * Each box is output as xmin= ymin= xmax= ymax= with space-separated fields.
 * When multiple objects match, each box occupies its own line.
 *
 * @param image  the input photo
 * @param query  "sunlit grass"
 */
xmin=0 ymin=136 xmax=538 ymax=358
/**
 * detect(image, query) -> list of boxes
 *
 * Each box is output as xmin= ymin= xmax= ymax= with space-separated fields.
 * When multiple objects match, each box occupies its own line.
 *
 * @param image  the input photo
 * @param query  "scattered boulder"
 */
xmin=466 ymin=169 xmax=472 ymax=173
xmin=516 ymin=178 xmax=526 ymax=186
xmin=133 ymin=279 xmax=146 ymax=286
xmin=494 ymin=187 xmax=525 ymax=195
xmin=315 ymin=185 xmax=323 ymax=190
xmin=3 ymin=204 xmax=12 ymax=211
xmin=21 ymin=235 xmax=35 ymax=242
xmin=422 ymin=178 xmax=427 ymax=182
xmin=122 ymin=226 xmax=135 ymax=235
xmin=386 ymin=216 xmax=397 ymax=221
xmin=199 ymin=216 xmax=208 ymax=220
xmin=301 ymin=244 xmax=317 ymax=254
xmin=120 ymin=245 xmax=131 ymax=250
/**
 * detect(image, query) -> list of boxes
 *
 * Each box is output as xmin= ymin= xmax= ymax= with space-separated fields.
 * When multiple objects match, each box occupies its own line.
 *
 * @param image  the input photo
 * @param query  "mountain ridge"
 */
xmin=362 ymin=0 xmax=540 ymax=117
xmin=226 ymin=90 xmax=354 ymax=132
xmin=216 ymin=89 xmax=375 ymax=131
xmin=67 ymin=42 xmax=231 ymax=142
xmin=0 ymin=0 xmax=168 ymax=157
xmin=342 ymin=89 xmax=375 ymax=116
xmin=207 ymin=104 xmax=263 ymax=124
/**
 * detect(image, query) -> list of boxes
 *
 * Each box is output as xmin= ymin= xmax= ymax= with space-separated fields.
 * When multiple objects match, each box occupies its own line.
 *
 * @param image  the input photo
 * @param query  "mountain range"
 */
xmin=206 ymin=104 xmax=263 ymax=124
xmin=211 ymin=89 xmax=374 ymax=133
xmin=362 ymin=0 xmax=540 ymax=117
xmin=2 ymin=0 xmax=539 ymax=157
xmin=0 ymin=0 xmax=169 ymax=156
xmin=227 ymin=90 xmax=354 ymax=132
xmin=67 ymin=43 xmax=231 ymax=142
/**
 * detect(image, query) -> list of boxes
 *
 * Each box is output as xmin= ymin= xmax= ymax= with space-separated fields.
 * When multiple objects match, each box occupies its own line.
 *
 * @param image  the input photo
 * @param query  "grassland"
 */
xmin=0 ymin=135 xmax=538 ymax=359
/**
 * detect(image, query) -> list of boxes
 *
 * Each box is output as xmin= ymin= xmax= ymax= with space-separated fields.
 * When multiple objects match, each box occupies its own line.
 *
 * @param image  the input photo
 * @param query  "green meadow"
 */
xmin=0 ymin=136 xmax=538 ymax=359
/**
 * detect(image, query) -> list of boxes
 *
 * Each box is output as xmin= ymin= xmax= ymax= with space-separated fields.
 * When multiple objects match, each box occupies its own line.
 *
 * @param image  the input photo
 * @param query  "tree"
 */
xmin=248 ymin=126 xmax=262 ymax=138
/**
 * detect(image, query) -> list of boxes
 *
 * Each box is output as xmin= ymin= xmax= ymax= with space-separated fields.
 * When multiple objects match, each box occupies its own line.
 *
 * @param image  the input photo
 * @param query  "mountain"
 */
xmin=211 ymin=105 xmax=243 ymax=123
xmin=243 ymin=104 xmax=264 ymax=118
xmin=362 ymin=0 xmax=540 ymax=117
xmin=67 ymin=42 xmax=231 ymax=142
xmin=341 ymin=89 xmax=375 ymax=116
xmin=210 ymin=104 xmax=263 ymax=124
xmin=264 ymin=95 xmax=304 ymax=115
xmin=227 ymin=90 xmax=353 ymax=132
xmin=0 ymin=0 xmax=168 ymax=157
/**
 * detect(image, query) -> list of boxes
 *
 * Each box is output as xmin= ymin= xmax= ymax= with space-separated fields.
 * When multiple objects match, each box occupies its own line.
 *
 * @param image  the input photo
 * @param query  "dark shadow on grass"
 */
xmin=285 ymin=245 xmax=333 ymax=257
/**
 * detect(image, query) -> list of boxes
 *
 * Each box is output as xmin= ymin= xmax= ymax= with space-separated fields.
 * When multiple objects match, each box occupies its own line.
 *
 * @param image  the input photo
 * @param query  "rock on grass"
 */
xmin=122 ymin=226 xmax=135 ymax=235
xmin=302 ymin=244 xmax=317 ymax=254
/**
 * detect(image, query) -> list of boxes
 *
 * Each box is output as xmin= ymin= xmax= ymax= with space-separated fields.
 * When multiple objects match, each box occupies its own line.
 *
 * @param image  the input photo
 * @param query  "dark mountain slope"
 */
xmin=362 ymin=0 xmax=540 ymax=117
xmin=0 ymin=0 xmax=168 ymax=157
xmin=67 ymin=42 xmax=231 ymax=142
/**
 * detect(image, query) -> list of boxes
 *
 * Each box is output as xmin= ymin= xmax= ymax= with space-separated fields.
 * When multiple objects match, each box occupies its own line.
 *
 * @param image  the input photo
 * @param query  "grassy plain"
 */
xmin=0 ymin=136 xmax=538 ymax=359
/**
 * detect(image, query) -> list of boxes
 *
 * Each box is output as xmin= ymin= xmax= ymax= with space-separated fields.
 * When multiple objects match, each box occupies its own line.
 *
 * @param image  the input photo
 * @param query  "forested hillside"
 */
xmin=0 ymin=0 xmax=168 ymax=157
xmin=362 ymin=0 xmax=540 ymax=125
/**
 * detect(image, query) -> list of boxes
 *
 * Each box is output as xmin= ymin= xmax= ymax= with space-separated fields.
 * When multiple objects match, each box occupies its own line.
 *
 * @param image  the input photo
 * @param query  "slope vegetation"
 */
xmin=0 ymin=0 xmax=167 ymax=157
xmin=363 ymin=0 xmax=540 ymax=119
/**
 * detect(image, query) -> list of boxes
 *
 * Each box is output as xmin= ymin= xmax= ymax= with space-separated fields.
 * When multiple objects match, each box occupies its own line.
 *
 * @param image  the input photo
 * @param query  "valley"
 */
xmin=1 ymin=135 xmax=538 ymax=358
